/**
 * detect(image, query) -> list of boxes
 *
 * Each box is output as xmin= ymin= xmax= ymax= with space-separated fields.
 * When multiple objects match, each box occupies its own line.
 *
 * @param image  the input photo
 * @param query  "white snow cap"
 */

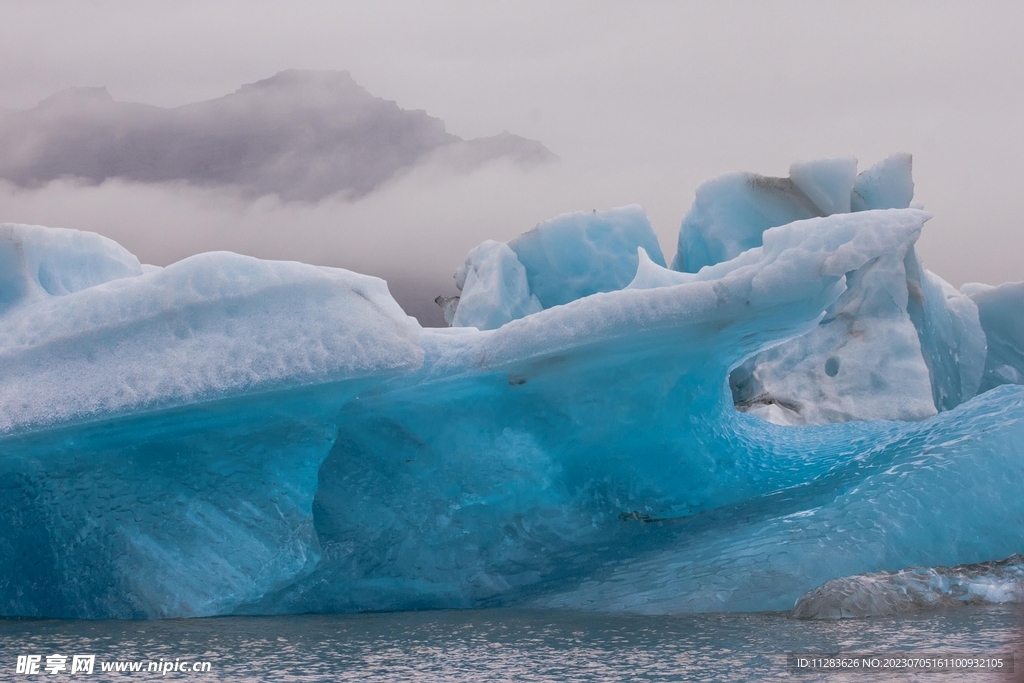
xmin=0 ymin=227 xmax=423 ymax=433
xmin=0 ymin=223 xmax=143 ymax=315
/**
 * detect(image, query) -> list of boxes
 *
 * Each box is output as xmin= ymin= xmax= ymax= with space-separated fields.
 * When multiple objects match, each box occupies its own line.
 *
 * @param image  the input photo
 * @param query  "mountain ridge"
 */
xmin=0 ymin=70 xmax=556 ymax=201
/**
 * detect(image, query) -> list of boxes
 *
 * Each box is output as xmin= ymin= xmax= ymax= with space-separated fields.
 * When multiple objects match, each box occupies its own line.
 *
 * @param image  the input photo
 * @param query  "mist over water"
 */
xmin=0 ymin=156 xmax=689 ymax=326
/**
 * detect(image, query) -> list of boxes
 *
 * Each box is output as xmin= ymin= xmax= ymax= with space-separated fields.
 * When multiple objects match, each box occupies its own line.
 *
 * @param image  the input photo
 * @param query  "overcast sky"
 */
xmin=1 ymin=1 xmax=1022 ymax=324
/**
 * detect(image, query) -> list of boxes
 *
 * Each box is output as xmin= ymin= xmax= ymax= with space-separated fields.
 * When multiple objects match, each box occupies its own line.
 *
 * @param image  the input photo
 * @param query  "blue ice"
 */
xmin=450 ymin=204 xmax=664 ymax=329
xmin=1 ymin=155 xmax=1022 ymax=620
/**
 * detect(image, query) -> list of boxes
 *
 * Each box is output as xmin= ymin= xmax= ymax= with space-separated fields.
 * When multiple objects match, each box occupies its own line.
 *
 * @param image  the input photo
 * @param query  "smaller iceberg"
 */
xmin=966 ymin=282 xmax=1024 ymax=392
xmin=670 ymin=157 xmax=860 ymax=274
xmin=440 ymin=154 xmax=1017 ymax=427
xmin=450 ymin=240 xmax=542 ymax=330
xmin=508 ymin=204 xmax=666 ymax=308
xmin=448 ymin=204 xmax=664 ymax=330
xmin=793 ymin=554 xmax=1024 ymax=619
xmin=672 ymin=154 xmax=913 ymax=274
xmin=850 ymin=153 xmax=915 ymax=212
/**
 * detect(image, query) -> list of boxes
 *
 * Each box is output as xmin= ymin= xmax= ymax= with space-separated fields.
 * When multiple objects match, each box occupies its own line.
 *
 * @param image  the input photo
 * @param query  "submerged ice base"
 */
xmin=1 ymin=155 xmax=1023 ymax=620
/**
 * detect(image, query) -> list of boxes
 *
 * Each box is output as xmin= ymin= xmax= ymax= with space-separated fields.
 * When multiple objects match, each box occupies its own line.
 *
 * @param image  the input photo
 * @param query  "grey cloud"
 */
xmin=0 ymin=69 xmax=555 ymax=202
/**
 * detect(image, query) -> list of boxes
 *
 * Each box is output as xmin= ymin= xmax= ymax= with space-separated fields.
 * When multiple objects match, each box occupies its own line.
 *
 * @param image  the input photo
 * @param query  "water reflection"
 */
xmin=3 ymin=605 xmax=1022 ymax=681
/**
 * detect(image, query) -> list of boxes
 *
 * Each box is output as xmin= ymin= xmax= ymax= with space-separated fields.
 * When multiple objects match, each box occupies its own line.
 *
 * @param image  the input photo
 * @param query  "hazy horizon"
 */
xmin=1 ymin=1 xmax=1022 ymax=325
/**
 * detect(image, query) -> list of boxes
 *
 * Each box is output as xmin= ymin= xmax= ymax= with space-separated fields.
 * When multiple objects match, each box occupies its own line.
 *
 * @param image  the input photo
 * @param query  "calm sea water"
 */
xmin=3 ymin=606 xmax=1022 ymax=682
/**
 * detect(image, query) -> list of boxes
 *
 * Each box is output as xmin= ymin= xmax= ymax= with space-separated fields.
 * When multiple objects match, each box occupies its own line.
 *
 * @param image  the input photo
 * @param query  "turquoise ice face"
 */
xmin=1 ymin=155 xmax=1022 ymax=620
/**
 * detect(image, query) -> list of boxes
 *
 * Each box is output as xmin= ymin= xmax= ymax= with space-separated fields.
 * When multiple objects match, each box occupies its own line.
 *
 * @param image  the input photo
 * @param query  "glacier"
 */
xmin=1 ymin=155 xmax=1023 ymax=620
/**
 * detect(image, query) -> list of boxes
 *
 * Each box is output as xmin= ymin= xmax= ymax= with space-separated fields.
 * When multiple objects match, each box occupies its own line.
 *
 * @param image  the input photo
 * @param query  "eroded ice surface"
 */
xmin=535 ymin=385 xmax=1024 ymax=614
xmin=729 ymin=209 xmax=937 ymax=425
xmin=663 ymin=154 xmax=992 ymax=424
xmin=1 ymin=155 xmax=1023 ymax=620
xmin=0 ymin=242 xmax=421 ymax=434
xmin=793 ymin=554 xmax=1024 ymax=619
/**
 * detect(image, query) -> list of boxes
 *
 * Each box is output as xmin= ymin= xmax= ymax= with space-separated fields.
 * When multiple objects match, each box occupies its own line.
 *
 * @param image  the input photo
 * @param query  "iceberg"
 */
xmin=670 ymin=154 xmax=913 ymax=276
xmin=447 ymin=205 xmax=665 ymax=329
xmin=450 ymin=240 xmax=542 ymax=331
xmin=508 ymin=204 xmax=666 ymax=308
xmin=666 ymin=153 xmax=991 ymax=424
xmin=1 ymin=155 xmax=1023 ymax=620
xmin=0 ymin=223 xmax=421 ymax=618
xmin=906 ymin=258 xmax=987 ymax=411
xmin=966 ymin=281 xmax=1024 ymax=392
xmin=535 ymin=385 xmax=1024 ymax=614
xmin=792 ymin=554 xmax=1024 ymax=619
xmin=850 ymin=153 xmax=915 ymax=212
xmin=728 ymin=213 xmax=937 ymax=425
